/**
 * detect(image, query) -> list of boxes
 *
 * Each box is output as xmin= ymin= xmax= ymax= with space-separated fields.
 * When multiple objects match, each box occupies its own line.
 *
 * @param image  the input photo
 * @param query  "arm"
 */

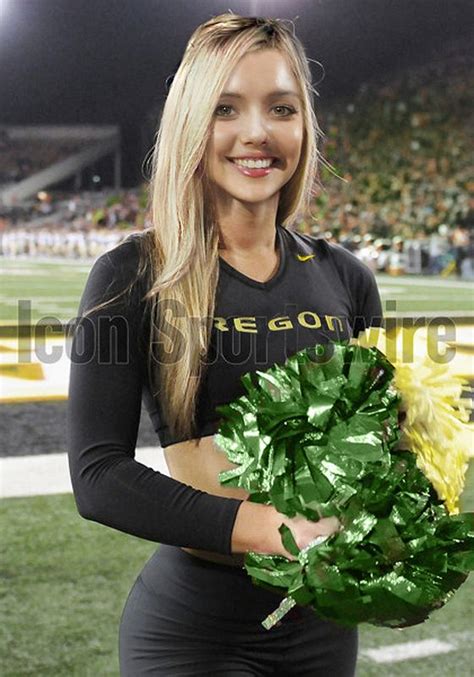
xmin=66 ymin=238 xmax=245 ymax=555
xmin=325 ymin=240 xmax=383 ymax=337
xmin=352 ymin=264 xmax=383 ymax=337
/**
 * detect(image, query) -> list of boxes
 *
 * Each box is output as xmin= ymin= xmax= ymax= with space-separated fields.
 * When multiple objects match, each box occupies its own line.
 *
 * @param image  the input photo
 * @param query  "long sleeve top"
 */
xmin=66 ymin=225 xmax=383 ymax=555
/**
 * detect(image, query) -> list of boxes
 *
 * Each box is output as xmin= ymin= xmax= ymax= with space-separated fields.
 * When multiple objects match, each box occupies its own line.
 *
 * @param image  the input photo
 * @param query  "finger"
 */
xmin=316 ymin=516 xmax=340 ymax=534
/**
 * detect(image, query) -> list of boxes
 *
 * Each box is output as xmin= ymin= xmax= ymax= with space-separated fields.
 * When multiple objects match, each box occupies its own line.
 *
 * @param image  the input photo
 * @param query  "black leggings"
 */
xmin=118 ymin=544 xmax=358 ymax=676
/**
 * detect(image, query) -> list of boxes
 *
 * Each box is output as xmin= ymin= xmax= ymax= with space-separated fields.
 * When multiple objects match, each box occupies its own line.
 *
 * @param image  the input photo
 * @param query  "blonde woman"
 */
xmin=67 ymin=14 xmax=382 ymax=676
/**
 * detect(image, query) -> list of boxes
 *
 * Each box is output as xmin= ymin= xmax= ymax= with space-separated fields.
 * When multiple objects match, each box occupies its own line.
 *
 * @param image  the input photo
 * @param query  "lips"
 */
xmin=228 ymin=160 xmax=277 ymax=178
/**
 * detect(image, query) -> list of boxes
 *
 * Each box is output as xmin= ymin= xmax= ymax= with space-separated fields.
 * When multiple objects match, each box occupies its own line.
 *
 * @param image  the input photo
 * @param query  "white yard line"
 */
xmin=360 ymin=632 xmax=473 ymax=664
xmin=378 ymin=287 xmax=404 ymax=294
xmin=382 ymin=295 xmax=446 ymax=301
xmin=376 ymin=276 xmax=474 ymax=290
xmin=384 ymin=310 xmax=474 ymax=318
xmin=361 ymin=639 xmax=454 ymax=663
xmin=0 ymin=447 xmax=168 ymax=498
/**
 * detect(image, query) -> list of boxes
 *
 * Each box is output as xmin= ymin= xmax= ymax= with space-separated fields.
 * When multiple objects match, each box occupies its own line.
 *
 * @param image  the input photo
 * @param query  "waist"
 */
xmin=180 ymin=547 xmax=310 ymax=624
xmin=180 ymin=546 xmax=246 ymax=568
xmin=141 ymin=544 xmax=312 ymax=626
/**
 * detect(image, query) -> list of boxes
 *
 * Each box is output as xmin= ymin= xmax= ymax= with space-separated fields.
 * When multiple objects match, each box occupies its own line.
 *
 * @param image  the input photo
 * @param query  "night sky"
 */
xmin=1 ymin=0 xmax=472 ymax=184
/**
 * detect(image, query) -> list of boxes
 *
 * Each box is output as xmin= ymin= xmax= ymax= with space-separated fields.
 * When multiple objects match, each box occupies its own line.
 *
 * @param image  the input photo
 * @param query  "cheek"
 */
xmin=290 ymin=127 xmax=304 ymax=161
xmin=284 ymin=126 xmax=304 ymax=164
xmin=289 ymin=125 xmax=304 ymax=148
xmin=212 ymin=123 xmax=237 ymax=154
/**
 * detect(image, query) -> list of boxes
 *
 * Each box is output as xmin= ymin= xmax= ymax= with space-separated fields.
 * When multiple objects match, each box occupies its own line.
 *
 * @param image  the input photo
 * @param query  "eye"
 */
xmin=214 ymin=104 xmax=234 ymax=117
xmin=273 ymin=105 xmax=297 ymax=116
xmin=214 ymin=104 xmax=298 ymax=117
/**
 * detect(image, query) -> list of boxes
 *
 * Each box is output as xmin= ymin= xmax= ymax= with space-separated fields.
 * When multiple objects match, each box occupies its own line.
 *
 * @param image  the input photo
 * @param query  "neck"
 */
xmin=217 ymin=221 xmax=278 ymax=256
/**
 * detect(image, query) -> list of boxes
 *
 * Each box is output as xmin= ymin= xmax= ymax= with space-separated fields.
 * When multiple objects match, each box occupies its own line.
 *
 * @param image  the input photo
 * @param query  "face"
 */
xmin=204 ymin=49 xmax=304 ymax=216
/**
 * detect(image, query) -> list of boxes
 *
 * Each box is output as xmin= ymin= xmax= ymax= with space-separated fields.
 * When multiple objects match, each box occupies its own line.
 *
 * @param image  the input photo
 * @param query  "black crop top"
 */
xmin=66 ymin=225 xmax=382 ymax=555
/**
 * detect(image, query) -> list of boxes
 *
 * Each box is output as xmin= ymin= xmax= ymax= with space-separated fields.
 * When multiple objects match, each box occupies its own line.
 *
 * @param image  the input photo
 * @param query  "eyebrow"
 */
xmin=219 ymin=89 xmax=302 ymax=100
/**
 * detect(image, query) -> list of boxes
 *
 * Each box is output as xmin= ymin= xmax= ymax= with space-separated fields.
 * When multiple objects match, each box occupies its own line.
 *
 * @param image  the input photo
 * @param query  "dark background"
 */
xmin=1 ymin=0 xmax=472 ymax=184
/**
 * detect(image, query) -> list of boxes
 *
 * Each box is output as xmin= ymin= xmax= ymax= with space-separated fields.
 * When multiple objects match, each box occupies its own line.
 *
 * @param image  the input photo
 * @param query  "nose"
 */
xmin=239 ymin=110 xmax=270 ymax=146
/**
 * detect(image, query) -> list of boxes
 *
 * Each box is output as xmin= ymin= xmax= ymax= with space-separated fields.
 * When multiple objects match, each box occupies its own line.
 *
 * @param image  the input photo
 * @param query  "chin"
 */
xmin=225 ymin=189 xmax=279 ymax=204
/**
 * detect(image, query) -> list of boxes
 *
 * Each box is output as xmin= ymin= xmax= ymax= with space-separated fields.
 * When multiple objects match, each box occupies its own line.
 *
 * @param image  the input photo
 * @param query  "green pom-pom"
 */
xmin=215 ymin=341 xmax=474 ymax=628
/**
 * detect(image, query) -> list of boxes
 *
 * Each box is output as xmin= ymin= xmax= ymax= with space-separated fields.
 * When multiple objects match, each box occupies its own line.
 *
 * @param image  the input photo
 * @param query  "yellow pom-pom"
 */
xmin=393 ymin=358 xmax=470 ymax=514
xmin=355 ymin=327 xmax=473 ymax=514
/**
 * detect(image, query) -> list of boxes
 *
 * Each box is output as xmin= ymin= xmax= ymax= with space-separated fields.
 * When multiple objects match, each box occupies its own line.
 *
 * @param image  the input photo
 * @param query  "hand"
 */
xmin=273 ymin=512 xmax=341 ymax=561
xmin=230 ymin=501 xmax=341 ymax=559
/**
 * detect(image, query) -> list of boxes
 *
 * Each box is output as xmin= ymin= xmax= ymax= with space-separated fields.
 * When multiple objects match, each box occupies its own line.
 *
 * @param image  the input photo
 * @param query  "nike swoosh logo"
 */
xmin=296 ymin=253 xmax=316 ymax=261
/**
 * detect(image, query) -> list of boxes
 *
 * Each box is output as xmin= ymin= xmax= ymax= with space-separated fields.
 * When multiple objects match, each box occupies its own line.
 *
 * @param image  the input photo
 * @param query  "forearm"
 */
xmin=230 ymin=500 xmax=285 ymax=556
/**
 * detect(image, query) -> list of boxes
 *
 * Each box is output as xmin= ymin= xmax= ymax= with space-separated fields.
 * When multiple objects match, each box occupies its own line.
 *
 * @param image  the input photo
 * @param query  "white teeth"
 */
xmin=233 ymin=158 xmax=274 ymax=169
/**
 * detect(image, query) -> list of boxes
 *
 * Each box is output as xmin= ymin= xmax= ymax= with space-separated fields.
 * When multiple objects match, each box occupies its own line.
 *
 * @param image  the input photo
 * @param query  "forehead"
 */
xmin=221 ymin=49 xmax=299 ymax=96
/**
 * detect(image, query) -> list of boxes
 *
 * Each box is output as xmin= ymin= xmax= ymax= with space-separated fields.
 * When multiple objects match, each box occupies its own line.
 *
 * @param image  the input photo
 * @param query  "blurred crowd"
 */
xmin=1 ymin=205 xmax=473 ymax=279
xmin=309 ymin=225 xmax=474 ymax=278
xmin=313 ymin=43 xmax=472 ymax=242
xmin=0 ymin=189 xmax=149 ymax=258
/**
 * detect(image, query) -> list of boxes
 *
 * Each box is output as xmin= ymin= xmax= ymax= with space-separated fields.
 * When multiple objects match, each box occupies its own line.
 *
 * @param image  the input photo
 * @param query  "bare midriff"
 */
xmin=163 ymin=434 xmax=250 ymax=567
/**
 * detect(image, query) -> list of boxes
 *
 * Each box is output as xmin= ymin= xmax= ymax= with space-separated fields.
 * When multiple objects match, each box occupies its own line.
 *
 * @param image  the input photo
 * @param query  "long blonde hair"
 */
xmin=95 ymin=13 xmax=329 ymax=443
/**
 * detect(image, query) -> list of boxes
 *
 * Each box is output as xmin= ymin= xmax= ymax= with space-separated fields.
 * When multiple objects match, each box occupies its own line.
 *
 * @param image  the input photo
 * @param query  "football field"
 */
xmin=0 ymin=257 xmax=473 ymax=323
xmin=1 ymin=256 xmax=473 ymax=675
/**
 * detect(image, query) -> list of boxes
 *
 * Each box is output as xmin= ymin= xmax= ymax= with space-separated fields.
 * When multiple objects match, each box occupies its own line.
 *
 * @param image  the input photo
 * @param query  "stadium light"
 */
xmin=0 ymin=0 xmax=9 ymax=21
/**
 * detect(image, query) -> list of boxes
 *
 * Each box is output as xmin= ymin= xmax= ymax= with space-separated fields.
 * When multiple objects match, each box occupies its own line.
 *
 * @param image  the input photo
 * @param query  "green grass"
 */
xmin=376 ymin=274 xmax=474 ymax=315
xmin=0 ymin=260 xmax=92 ymax=324
xmin=1 ymin=257 xmax=473 ymax=674
xmin=0 ymin=493 xmax=154 ymax=676
xmin=1 ymin=259 xmax=473 ymax=323
xmin=1 ymin=463 xmax=473 ymax=676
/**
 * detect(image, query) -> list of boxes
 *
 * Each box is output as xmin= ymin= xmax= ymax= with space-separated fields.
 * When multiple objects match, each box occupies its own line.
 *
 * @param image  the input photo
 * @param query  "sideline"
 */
xmin=0 ymin=447 xmax=168 ymax=498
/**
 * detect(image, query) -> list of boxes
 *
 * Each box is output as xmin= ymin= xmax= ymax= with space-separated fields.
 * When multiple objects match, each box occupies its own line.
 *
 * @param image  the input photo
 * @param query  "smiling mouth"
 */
xmin=227 ymin=158 xmax=280 ymax=168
